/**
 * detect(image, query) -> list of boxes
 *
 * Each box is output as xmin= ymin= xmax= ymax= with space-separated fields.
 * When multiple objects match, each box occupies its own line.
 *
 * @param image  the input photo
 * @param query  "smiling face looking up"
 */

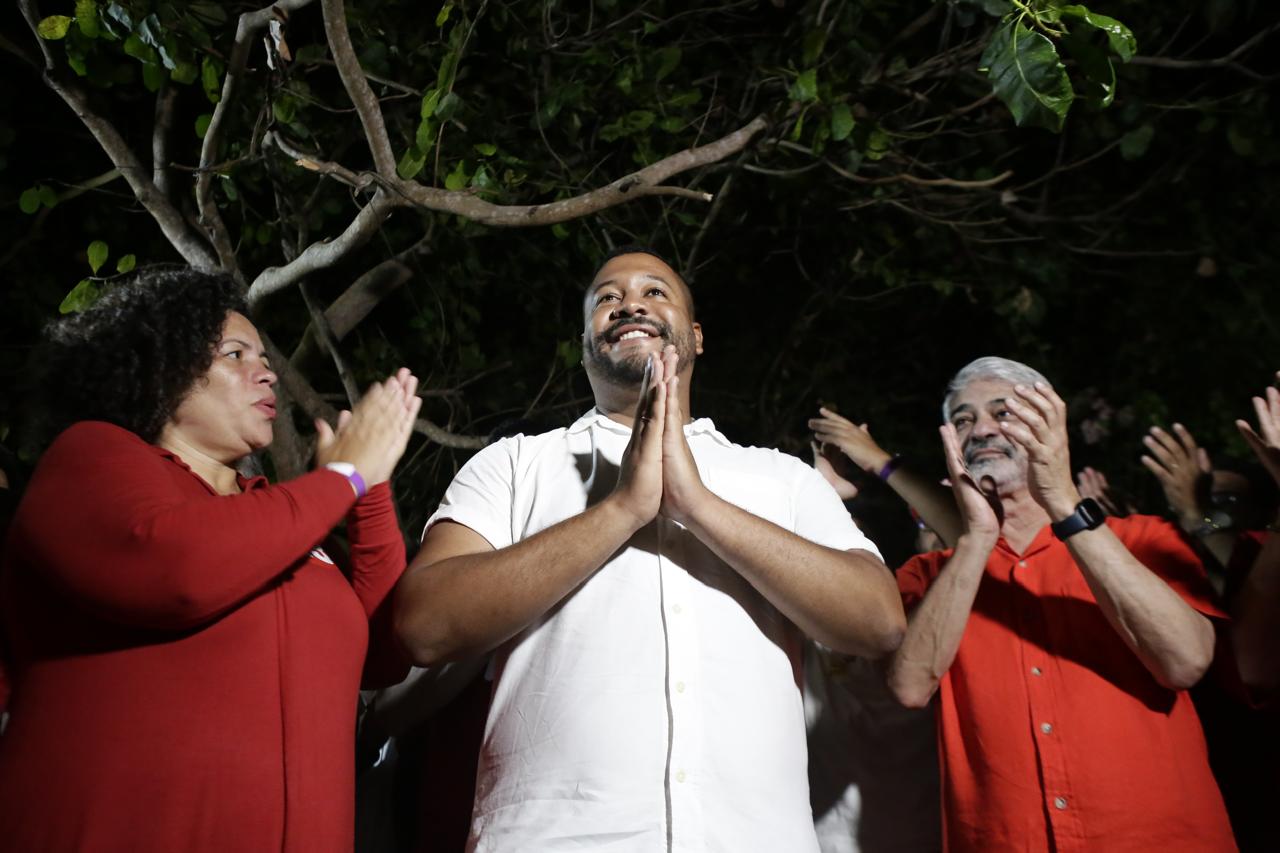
xmin=582 ymin=251 xmax=703 ymax=388
xmin=947 ymin=377 xmax=1029 ymax=492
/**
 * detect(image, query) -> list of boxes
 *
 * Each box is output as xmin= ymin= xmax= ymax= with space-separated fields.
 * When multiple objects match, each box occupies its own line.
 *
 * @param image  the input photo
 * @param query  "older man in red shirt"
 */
xmin=887 ymin=357 xmax=1235 ymax=852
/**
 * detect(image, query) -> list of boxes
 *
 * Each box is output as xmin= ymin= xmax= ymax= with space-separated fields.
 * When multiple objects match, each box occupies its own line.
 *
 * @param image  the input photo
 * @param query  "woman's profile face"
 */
xmin=165 ymin=311 xmax=279 ymax=462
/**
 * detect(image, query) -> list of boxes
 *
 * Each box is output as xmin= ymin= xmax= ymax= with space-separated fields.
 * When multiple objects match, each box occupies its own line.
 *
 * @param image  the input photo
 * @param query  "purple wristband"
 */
xmin=324 ymin=462 xmax=368 ymax=499
xmin=878 ymin=455 xmax=904 ymax=482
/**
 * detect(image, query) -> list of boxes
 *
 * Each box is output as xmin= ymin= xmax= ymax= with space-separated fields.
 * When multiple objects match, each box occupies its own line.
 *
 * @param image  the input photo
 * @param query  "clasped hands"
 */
xmin=314 ymin=367 xmax=422 ymax=487
xmin=611 ymin=345 xmax=711 ymax=530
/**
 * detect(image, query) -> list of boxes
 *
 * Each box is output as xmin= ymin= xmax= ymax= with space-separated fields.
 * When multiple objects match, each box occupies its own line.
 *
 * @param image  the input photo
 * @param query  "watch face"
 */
xmin=1079 ymin=498 xmax=1106 ymax=528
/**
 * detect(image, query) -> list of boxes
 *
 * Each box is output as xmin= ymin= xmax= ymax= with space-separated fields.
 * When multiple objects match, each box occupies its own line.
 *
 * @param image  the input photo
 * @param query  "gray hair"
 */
xmin=942 ymin=356 xmax=1051 ymax=422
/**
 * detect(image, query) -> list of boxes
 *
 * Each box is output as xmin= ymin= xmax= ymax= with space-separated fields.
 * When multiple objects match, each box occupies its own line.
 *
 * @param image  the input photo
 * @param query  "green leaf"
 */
xmin=434 ymin=91 xmax=462 ymax=121
xmin=202 ymin=57 xmax=223 ymax=103
xmin=444 ymin=160 xmax=469 ymax=190
xmin=1119 ymin=123 xmax=1154 ymax=160
xmin=473 ymin=142 xmax=497 ymax=156
xmin=1059 ymin=30 xmax=1115 ymax=107
xmin=414 ymin=118 xmax=436 ymax=152
xmin=273 ymin=97 xmax=297 ymax=124
xmin=551 ymin=223 xmax=570 ymax=240
xmin=38 ymin=16 xmax=73 ymax=39
xmin=142 ymin=62 xmax=165 ymax=92
xmin=420 ymin=88 xmax=441 ymax=119
xmin=60 ymin=279 xmax=101 ymax=314
xmin=654 ymin=46 xmax=681 ymax=82
xmin=802 ymin=30 xmax=827 ymax=67
xmin=666 ymin=90 xmax=701 ymax=109
xmin=789 ymin=68 xmax=818 ymax=103
xmin=220 ymin=176 xmax=238 ymax=202
xmin=830 ymin=103 xmax=855 ymax=142
xmin=87 ymin=240 xmax=109 ymax=274
xmin=1059 ymin=5 xmax=1136 ymax=61
xmin=980 ymin=20 xmax=1074 ymax=132
xmin=123 ymin=34 xmax=155 ymax=62
xmin=599 ymin=110 xmax=655 ymax=142
xmin=195 ymin=113 xmax=212 ymax=138
xmin=397 ymin=145 xmax=428 ymax=180
xmin=75 ymin=0 xmax=100 ymax=38
xmin=19 ymin=187 xmax=42 ymax=214
xmin=436 ymin=2 xmax=454 ymax=27
xmin=171 ymin=60 xmax=198 ymax=85
xmin=556 ymin=339 xmax=581 ymax=369
xmin=116 ymin=253 xmax=136 ymax=273
xmin=37 ymin=185 xmax=58 ymax=208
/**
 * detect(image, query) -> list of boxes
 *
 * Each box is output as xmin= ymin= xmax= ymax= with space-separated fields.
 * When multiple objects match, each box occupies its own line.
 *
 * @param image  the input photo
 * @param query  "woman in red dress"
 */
xmin=0 ymin=268 xmax=420 ymax=852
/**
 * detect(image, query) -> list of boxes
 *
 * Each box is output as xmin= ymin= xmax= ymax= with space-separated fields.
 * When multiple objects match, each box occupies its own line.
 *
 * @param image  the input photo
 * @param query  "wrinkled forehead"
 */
xmin=583 ymin=252 xmax=693 ymax=309
xmin=949 ymin=377 xmax=1016 ymax=414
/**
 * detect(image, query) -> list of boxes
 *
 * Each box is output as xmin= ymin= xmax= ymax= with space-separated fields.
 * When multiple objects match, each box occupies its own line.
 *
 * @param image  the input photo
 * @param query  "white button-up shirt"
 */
xmin=426 ymin=409 xmax=881 ymax=853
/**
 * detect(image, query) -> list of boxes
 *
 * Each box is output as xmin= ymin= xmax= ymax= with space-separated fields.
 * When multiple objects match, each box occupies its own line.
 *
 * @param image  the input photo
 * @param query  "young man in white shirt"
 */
xmin=395 ymin=248 xmax=905 ymax=852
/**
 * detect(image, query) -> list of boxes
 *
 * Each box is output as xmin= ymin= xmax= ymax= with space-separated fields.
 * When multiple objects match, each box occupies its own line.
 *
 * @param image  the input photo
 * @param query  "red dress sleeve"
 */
xmin=15 ymin=421 xmax=357 ymax=631
xmin=344 ymin=482 xmax=411 ymax=687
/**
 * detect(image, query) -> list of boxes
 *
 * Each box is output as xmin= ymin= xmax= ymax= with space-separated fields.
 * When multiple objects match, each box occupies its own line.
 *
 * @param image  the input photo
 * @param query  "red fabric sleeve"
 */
xmin=16 ymin=421 xmax=357 ymax=631
xmin=345 ymin=482 xmax=411 ymax=687
xmin=1113 ymin=515 xmax=1229 ymax=620
xmin=896 ymin=550 xmax=948 ymax=611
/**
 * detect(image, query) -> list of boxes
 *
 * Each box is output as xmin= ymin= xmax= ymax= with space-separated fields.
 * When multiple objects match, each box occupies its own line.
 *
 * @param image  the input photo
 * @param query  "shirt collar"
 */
xmin=567 ymin=408 xmax=732 ymax=446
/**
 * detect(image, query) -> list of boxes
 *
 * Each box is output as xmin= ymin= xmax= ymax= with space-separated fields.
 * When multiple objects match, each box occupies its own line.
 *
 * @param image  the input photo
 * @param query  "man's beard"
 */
xmin=963 ymin=436 xmax=1027 ymax=491
xmin=584 ymin=318 xmax=698 ymax=385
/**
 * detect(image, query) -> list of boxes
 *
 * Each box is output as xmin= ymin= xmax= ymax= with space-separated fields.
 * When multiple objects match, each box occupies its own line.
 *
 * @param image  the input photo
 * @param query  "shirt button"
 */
xmin=1040 ymin=722 xmax=1053 ymax=734
xmin=676 ymin=681 xmax=686 ymax=693
xmin=1031 ymin=666 xmax=1043 ymax=676
xmin=1018 ymin=560 xmax=1028 ymax=568
xmin=676 ymin=770 xmax=687 ymax=783
xmin=672 ymin=603 xmax=683 ymax=615
xmin=1053 ymin=796 xmax=1067 ymax=810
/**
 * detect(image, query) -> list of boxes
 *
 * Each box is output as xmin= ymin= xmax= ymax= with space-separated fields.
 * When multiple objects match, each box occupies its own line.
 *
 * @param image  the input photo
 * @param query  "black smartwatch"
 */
xmin=1051 ymin=498 xmax=1106 ymax=541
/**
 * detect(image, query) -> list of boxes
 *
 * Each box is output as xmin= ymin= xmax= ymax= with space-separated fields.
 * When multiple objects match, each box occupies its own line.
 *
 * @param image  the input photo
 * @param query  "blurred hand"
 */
xmin=316 ymin=368 xmax=422 ymax=486
xmin=1075 ymin=466 xmax=1132 ymax=518
xmin=658 ymin=345 xmax=710 ymax=525
xmin=1236 ymin=372 xmax=1280 ymax=487
xmin=813 ymin=442 xmax=859 ymax=500
xmin=1140 ymin=424 xmax=1211 ymax=529
xmin=1000 ymin=382 xmax=1080 ymax=519
xmin=941 ymin=423 xmax=1001 ymax=545
xmin=609 ymin=353 xmax=667 ymax=529
xmin=808 ymin=407 xmax=892 ymax=473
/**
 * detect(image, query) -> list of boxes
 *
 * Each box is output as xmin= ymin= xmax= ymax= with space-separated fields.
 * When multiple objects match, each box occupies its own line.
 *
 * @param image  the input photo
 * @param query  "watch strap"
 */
xmin=324 ymin=461 xmax=367 ymax=499
xmin=1051 ymin=498 xmax=1105 ymax=541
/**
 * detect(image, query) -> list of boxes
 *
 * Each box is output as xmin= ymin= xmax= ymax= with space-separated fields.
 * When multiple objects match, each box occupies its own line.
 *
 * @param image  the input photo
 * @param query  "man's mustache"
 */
xmin=596 ymin=318 xmax=669 ymax=344
xmin=964 ymin=438 xmax=1015 ymax=467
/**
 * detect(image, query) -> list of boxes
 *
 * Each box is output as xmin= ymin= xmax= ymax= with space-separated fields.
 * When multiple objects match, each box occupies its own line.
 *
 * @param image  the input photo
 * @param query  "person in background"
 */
xmin=806 ymin=443 xmax=942 ymax=853
xmin=886 ymin=356 xmax=1234 ymax=852
xmin=0 ymin=268 xmax=419 ymax=853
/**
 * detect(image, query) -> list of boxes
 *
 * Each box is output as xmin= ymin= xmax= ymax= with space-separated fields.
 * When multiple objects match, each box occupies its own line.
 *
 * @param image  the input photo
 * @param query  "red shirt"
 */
xmin=0 ymin=421 xmax=408 ymax=852
xmin=898 ymin=515 xmax=1236 ymax=852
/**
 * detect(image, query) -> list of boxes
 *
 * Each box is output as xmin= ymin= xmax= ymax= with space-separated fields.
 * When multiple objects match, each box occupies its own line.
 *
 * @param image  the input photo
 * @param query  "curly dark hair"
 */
xmin=33 ymin=267 xmax=249 ymax=444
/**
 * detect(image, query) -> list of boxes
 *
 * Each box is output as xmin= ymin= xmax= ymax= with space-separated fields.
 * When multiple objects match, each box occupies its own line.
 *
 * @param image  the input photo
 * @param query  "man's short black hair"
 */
xmin=593 ymin=244 xmax=694 ymax=314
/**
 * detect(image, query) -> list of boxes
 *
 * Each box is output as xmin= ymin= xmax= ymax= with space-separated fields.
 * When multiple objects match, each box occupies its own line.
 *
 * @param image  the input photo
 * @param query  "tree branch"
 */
xmin=19 ymin=1 xmax=217 ymax=270
xmin=152 ymin=84 xmax=179 ymax=198
xmin=299 ymin=280 xmax=361 ymax=405
xmin=248 ymin=190 xmax=397 ymax=304
xmin=1129 ymin=22 xmax=1279 ymax=78
xmin=391 ymin=115 xmax=768 ymax=225
xmin=414 ymin=419 xmax=487 ymax=449
xmin=197 ymin=0 xmax=318 ymax=273
xmin=252 ymin=116 xmax=767 ymax=303
xmin=321 ymin=0 xmax=398 ymax=177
